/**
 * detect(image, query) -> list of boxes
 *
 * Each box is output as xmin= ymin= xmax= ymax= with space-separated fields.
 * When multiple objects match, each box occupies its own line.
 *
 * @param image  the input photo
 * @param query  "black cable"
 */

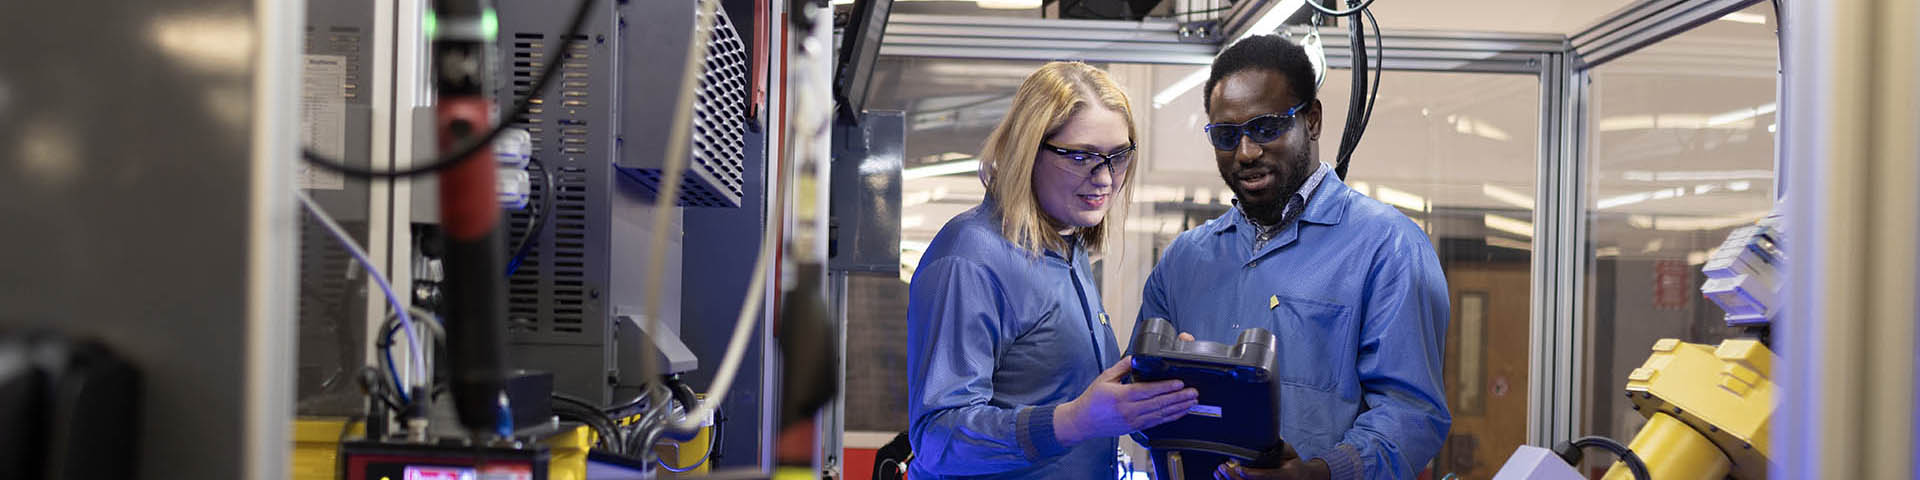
xmin=1304 ymin=0 xmax=1375 ymax=16
xmin=1568 ymin=436 xmax=1651 ymax=480
xmin=1336 ymin=5 xmax=1382 ymax=179
xmin=1332 ymin=2 xmax=1367 ymax=177
xmin=506 ymin=157 xmax=554 ymax=276
xmin=301 ymin=0 xmax=598 ymax=178
xmin=553 ymin=392 xmax=625 ymax=452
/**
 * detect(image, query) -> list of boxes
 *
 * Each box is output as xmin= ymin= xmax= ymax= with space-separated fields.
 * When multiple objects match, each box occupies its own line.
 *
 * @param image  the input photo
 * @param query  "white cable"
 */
xmin=296 ymin=190 xmax=427 ymax=395
xmin=664 ymin=0 xmax=834 ymax=435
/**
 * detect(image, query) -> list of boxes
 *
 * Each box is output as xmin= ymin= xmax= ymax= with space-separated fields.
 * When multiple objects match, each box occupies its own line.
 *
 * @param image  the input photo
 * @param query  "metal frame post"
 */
xmin=1779 ymin=0 xmax=1920 ymax=477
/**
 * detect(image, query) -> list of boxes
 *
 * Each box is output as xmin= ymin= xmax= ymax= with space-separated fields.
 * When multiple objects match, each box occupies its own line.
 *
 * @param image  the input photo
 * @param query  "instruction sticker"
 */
xmin=1187 ymin=404 xmax=1222 ymax=418
xmin=299 ymin=54 xmax=348 ymax=191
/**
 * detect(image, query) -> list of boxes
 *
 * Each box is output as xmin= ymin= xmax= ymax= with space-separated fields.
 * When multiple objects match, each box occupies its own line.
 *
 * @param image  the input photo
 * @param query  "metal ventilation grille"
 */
xmin=631 ymin=7 xmax=749 ymax=208
xmin=506 ymin=33 xmax=592 ymax=337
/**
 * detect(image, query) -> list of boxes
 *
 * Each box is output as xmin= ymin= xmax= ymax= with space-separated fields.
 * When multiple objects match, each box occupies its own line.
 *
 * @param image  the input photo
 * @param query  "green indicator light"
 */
xmin=483 ymin=8 xmax=499 ymax=41
xmin=424 ymin=10 xmax=438 ymax=39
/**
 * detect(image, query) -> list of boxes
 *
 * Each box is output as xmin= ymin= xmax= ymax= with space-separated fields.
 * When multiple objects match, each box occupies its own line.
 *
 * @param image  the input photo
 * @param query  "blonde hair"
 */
xmin=978 ymin=61 xmax=1139 ymax=256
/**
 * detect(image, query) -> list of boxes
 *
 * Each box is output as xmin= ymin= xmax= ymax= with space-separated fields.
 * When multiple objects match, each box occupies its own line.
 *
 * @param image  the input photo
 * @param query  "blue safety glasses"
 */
xmin=1202 ymin=100 xmax=1310 ymax=151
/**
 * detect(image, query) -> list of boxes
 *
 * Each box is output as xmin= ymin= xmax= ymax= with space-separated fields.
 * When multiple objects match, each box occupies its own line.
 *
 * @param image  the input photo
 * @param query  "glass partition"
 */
xmin=845 ymin=55 xmax=1545 ymax=477
xmin=1578 ymin=4 xmax=1779 ymax=475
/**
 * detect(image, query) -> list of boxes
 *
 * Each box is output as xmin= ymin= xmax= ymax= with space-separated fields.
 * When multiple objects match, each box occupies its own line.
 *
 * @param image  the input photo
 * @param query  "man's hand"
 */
xmin=1214 ymin=459 xmax=1331 ymax=480
xmin=1213 ymin=442 xmax=1330 ymax=480
xmin=1054 ymin=356 xmax=1199 ymax=446
xmin=1179 ymin=332 xmax=1196 ymax=341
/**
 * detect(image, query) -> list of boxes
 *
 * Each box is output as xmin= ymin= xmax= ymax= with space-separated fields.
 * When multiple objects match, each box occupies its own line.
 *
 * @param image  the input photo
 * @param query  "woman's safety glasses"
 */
xmin=1039 ymin=142 xmax=1135 ymax=179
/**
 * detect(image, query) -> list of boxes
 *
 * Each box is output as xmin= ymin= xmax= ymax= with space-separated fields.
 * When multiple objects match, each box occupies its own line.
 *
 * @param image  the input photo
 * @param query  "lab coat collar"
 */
xmin=1211 ymin=168 xmax=1354 ymax=236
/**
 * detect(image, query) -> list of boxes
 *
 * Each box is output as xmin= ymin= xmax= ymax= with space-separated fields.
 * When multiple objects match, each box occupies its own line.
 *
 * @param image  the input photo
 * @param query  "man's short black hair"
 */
xmin=1204 ymin=34 xmax=1317 ymax=113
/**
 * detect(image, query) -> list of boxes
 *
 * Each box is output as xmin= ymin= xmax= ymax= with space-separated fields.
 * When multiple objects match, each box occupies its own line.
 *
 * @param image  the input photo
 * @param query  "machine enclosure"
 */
xmin=1128 ymin=317 xmax=1285 ymax=480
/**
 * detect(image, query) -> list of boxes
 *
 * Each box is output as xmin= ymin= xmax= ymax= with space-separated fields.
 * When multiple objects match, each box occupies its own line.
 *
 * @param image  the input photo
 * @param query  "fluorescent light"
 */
xmin=1152 ymin=0 xmax=1306 ymax=108
xmin=1349 ymin=181 xmax=1371 ymax=196
xmin=1483 ymin=214 xmax=1534 ymax=238
xmin=1482 ymin=184 xmax=1535 ymax=210
xmin=1649 ymin=212 xmax=1768 ymax=231
xmin=150 ymin=14 xmax=253 ymax=73
xmin=1597 ymin=187 xmax=1687 ymax=210
xmin=902 ymin=159 xmax=981 ymax=180
xmin=1720 ymin=12 xmax=1766 ymax=25
xmin=1707 ymin=103 xmax=1777 ymax=127
xmin=1485 ymin=236 xmax=1532 ymax=252
xmin=1194 ymin=188 xmax=1213 ymax=205
xmin=1642 ymin=238 xmax=1664 ymax=253
xmin=1622 ymin=169 xmax=1772 ymax=182
xmin=976 ymin=0 xmax=1042 ymax=9
xmin=1624 ymin=211 xmax=1770 ymax=231
xmin=1452 ymin=115 xmax=1511 ymax=141
xmin=1596 ymin=246 xmax=1622 ymax=257
xmin=1239 ymin=0 xmax=1307 ymax=41
xmin=903 ymin=189 xmax=934 ymax=206
xmin=1687 ymin=250 xmax=1711 ymax=265
xmin=1154 ymin=69 xmax=1210 ymax=109
xmin=1373 ymin=185 xmax=1429 ymax=212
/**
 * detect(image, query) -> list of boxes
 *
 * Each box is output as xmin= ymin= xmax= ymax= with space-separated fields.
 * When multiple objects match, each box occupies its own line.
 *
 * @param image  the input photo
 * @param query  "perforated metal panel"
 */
xmin=618 ymin=2 xmax=750 ymax=208
xmin=494 ymin=0 xmax=624 ymax=403
xmin=504 ymin=30 xmax=601 ymax=343
xmin=296 ymin=0 xmax=375 ymax=417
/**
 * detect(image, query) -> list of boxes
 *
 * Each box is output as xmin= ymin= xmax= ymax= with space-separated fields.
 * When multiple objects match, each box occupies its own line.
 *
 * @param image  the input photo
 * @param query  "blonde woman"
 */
xmin=906 ymin=61 xmax=1198 ymax=479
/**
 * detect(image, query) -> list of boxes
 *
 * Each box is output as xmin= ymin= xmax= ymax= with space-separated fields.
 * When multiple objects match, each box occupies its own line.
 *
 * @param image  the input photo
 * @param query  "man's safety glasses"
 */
xmin=1202 ymin=100 xmax=1310 ymax=151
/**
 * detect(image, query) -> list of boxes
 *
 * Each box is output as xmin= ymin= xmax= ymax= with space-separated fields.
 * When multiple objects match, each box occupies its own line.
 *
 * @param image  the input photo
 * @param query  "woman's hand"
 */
xmin=1054 ymin=356 xmax=1200 ymax=446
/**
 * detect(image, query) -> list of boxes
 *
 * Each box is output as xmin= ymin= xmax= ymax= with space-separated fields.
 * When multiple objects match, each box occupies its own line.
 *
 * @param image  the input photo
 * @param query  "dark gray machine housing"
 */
xmin=481 ymin=0 xmax=752 ymax=406
xmin=829 ymin=110 xmax=904 ymax=274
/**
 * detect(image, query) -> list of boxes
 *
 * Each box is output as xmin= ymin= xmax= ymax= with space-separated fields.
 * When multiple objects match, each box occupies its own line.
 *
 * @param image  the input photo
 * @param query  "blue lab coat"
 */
xmin=907 ymin=202 xmax=1123 ymax=480
xmin=1138 ymin=173 xmax=1452 ymax=480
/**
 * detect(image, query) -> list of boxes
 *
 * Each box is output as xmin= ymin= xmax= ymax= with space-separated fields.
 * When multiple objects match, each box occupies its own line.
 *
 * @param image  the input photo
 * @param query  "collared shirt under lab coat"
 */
xmin=1138 ymin=171 xmax=1452 ymax=480
xmin=907 ymin=202 xmax=1123 ymax=480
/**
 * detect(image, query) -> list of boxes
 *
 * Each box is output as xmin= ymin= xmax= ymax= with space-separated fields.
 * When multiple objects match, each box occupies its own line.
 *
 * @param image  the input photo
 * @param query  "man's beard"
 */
xmin=1224 ymin=150 xmax=1313 ymax=227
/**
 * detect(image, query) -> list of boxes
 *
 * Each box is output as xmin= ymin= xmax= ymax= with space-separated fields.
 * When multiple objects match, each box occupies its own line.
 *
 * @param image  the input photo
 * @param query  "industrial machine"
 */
xmin=1493 ymin=208 xmax=1785 ymax=480
xmin=286 ymin=0 xmax=841 ymax=474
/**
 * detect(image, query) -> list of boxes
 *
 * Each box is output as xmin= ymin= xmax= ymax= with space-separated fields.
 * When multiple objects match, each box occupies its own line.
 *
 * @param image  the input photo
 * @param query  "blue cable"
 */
xmin=298 ymin=191 xmax=425 ymax=407
xmin=383 ymin=340 xmax=411 ymax=404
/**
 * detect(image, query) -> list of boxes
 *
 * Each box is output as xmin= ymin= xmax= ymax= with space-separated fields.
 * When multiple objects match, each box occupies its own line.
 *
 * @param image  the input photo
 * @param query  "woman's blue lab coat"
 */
xmin=906 ymin=202 xmax=1123 ymax=480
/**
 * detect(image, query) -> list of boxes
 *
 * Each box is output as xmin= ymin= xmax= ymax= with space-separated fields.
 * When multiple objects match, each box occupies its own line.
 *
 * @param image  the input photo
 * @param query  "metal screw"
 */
xmin=590 ymin=288 xmax=601 ymax=298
